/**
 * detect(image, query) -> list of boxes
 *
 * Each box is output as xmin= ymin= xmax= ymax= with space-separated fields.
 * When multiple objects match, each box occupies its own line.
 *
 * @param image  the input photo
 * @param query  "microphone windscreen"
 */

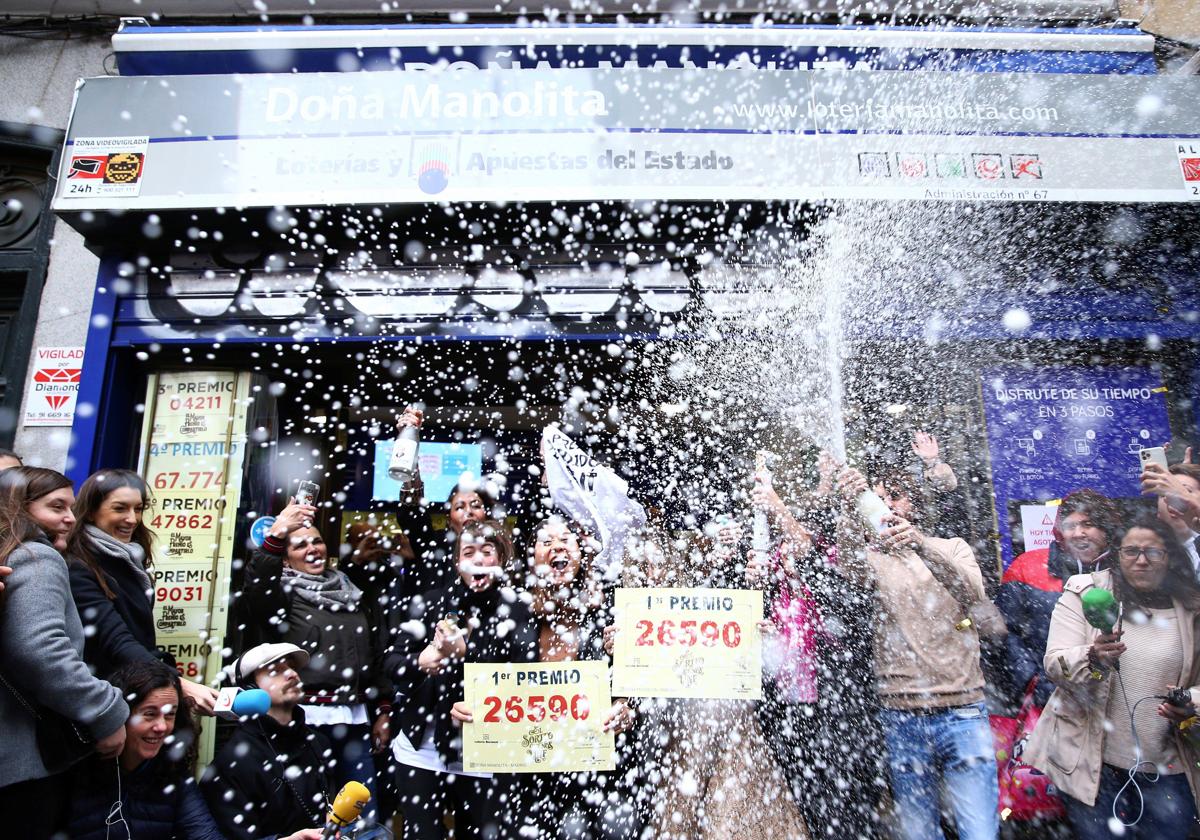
xmin=329 ymin=781 xmax=371 ymax=826
xmin=231 ymin=688 xmax=271 ymax=716
xmin=1081 ymin=587 xmax=1119 ymax=631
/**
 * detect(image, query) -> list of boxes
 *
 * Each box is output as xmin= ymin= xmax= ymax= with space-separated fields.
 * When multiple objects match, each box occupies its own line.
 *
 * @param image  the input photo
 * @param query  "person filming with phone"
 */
xmin=238 ymin=493 xmax=390 ymax=810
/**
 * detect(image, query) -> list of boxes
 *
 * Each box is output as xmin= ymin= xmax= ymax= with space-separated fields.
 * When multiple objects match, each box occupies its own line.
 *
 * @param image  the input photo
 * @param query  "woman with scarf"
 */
xmin=66 ymin=469 xmax=218 ymax=713
xmin=507 ymin=516 xmax=638 ymax=840
xmin=240 ymin=497 xmax=390 ymax=804
xmin=382 ymin=518 xmax=538 ymax=839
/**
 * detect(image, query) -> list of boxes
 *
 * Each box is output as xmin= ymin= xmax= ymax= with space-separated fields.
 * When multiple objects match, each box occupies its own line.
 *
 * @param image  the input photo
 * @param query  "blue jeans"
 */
xmin=879 ymin=701 xmax=999 ymax=840
xmin=1063 ymin=764 xmax=1197 ymax=840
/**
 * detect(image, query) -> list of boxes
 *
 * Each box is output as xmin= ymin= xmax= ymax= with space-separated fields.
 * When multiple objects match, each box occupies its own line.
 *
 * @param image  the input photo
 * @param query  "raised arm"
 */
xmin=913 ymin=431 xmax=958 ymax=493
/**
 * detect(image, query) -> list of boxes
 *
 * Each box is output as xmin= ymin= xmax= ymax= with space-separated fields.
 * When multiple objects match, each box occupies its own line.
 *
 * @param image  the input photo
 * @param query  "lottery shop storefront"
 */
xmin=52 ymin=23 xmax=1200 ymax=756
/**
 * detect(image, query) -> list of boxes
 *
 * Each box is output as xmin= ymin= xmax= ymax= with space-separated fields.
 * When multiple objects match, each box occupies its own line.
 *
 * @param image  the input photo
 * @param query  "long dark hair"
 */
xmin=1112 ymin=516 xmax=1200 ymax=612
xmin=1052 ymin=489 xmax=1121 ymax=551
xmin=523 ymin=515 xmax=603 ymax=618
xmin=66 ymin=469 xmax=155 ymax=600
xmin=107 ymin=660 xmax=197 ymax=779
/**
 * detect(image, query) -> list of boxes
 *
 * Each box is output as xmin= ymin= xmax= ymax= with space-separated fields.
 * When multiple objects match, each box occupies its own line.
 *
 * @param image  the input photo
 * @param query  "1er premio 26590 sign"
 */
xmin=463 ymin=661 xmax=614 ymax=774
xmin=612 ymin=588 xmax=763 ymax=700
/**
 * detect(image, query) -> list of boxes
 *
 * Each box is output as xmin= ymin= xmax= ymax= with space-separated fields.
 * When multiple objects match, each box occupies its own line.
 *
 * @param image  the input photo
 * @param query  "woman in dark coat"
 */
xmin=66 ymin=469 xmax=218 ymax=713
xmin=382 ymin=517 xmax=538 ymax=839
xmin=510 ymin=516 xmax=638 ymax=840
xmin=66 ymin=660 xmax=225 ymax=840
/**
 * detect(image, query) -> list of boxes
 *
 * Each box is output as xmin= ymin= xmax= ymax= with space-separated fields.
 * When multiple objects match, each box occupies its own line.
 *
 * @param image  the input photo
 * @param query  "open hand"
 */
xmin=603 ymin=699 xmax=636 ymax=733
xmin=912 ymin=431 xmax=940 ymax=465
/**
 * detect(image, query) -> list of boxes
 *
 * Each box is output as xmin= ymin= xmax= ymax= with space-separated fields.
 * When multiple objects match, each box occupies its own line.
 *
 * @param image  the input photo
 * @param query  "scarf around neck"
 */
xmin=85 ymin=523 xmax=153 ymax=602
xmin=282 ymin=566 xmax=363 ymax=612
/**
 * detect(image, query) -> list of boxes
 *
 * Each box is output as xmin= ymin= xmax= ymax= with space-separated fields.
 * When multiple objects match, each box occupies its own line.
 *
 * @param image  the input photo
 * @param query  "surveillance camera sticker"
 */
xmin=61 ymin=136 xmax=148 ymax=198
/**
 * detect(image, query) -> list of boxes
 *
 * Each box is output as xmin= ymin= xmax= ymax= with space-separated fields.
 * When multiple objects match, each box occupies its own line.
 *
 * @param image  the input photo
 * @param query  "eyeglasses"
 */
xmin=1118 ymin=546 xmax=1168 ymax=562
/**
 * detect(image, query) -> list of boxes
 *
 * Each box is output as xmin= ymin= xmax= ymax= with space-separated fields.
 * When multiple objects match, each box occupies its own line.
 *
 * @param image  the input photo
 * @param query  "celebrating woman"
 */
xmin=383 ymin=518 xmax=537 ymax=839
xmin=1025 ymin=516 xmax=1200 ymax=839
xmin=0 ymin=467 xmax=129 ymax=838
xmin=509 ymin=516 xmax=638 ymax=840
xmin=66 ymin=660 xmax=225 ymax=839
xmin=66 ymin=469 xmax=217 ymax=712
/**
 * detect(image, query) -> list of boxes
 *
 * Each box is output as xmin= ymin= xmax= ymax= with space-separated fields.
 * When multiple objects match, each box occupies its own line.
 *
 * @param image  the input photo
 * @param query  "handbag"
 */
xmin=990 ymin=678 xmax=1066 ymax=823
xmin=0 ymin=668 xmax=95 ymax=774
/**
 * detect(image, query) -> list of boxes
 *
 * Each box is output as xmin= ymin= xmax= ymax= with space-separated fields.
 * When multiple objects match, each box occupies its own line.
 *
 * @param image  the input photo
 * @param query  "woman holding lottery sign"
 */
xmin=506 ymin=515 xmax=638 ymax=840
xmin=610 ymin=520 xmax=810 ymax=840
xmin=381 ymin=518 xmax=537 ymax=839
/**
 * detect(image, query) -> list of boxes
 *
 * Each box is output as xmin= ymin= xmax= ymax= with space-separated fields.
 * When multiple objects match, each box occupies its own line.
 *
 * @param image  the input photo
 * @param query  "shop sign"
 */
xmin=23 ymin=346 xmax=85 ymax=427
xmin=138 ymin=371 xmax=250 ymax=642
xmin=52 ymin=69 xmax=1200 ymax=210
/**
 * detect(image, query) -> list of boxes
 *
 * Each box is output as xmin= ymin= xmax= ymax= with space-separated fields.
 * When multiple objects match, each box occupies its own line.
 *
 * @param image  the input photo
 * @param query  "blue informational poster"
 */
xmin=373 ymin=439 xmax=483 ymax=504
xmin=981 ymin=367 xmax=1172 ymax=568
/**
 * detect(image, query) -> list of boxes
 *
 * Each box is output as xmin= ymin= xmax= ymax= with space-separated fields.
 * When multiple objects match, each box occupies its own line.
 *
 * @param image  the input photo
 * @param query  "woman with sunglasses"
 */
xmin=1026 ymin=516 xmax=1200 ymax=839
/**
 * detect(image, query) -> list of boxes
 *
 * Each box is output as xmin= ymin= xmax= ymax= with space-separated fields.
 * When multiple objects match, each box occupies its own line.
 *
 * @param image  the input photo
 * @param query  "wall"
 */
xmin=1 ymin=34 xmax=110 ymax=470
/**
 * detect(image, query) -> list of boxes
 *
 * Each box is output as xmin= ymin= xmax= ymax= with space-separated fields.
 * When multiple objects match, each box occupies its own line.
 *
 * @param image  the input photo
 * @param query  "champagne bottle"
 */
xmin=752 ymin=450 xmax=772 ymax=553
xmin=388 ymin=412 xmax=421 ymax=489
xmin=856 ymin=487 xmax=891 ymax=534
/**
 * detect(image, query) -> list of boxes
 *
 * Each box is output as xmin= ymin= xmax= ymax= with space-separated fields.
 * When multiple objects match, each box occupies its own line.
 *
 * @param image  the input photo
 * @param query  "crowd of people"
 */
xmin=1 ymin=423 xmax=1200 ymax=840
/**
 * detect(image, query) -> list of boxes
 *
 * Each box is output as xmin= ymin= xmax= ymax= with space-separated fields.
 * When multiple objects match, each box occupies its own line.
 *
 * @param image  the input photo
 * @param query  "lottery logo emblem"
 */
xmin=1010 ymin=154 xmax=1043 ymax=180
xmin=857 ymin=152 xmax=891 ymax=178
xmin=103 ymin=152 xmax=144 ymax=185
xmin=418 ymin=158 xmax=450 ymax=195
xmin=523 ymin=726 xmax=555 ymax=764
xmin=897 ymin=154 xmax=929 ymax=179
xmin=1181 ymin=158 xmax=1200 ymax=182
xmin=673 ymin=649 xmax=705 ymax=688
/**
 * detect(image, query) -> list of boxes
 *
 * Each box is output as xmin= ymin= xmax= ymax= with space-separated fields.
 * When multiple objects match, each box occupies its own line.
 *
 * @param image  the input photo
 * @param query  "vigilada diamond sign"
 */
xmin=24 ymin=346 xmax=85 ymax=427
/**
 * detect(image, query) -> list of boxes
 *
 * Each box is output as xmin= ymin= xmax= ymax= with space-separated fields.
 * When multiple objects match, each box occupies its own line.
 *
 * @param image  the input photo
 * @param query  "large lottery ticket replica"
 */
xmin=612 ymin=588 xmax=763 ymax=700
xmin=463 ymin=661 xmax=615 ymax=774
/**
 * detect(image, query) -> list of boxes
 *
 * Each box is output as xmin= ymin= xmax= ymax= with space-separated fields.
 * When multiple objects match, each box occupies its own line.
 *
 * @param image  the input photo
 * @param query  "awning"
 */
xmin=110 ymin=22 xmax=1158 ymax=76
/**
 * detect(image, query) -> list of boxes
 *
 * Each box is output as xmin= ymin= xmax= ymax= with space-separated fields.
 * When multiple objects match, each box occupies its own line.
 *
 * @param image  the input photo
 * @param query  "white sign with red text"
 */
xmin=1019 ymin=504 xmax=1057 ymax=554
xmin=23 ymin=346 xmax=85 ymax=427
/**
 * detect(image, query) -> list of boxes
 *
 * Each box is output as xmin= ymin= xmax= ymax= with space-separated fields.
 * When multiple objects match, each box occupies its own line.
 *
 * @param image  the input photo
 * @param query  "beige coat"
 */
xmin=1023 ymin=569 xmax=1200 ymax=806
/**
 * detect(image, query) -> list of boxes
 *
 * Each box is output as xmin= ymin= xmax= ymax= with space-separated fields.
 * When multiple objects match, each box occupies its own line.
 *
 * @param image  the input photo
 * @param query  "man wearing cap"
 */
xmin=201 ymin=643 xmax=332 ymax=840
